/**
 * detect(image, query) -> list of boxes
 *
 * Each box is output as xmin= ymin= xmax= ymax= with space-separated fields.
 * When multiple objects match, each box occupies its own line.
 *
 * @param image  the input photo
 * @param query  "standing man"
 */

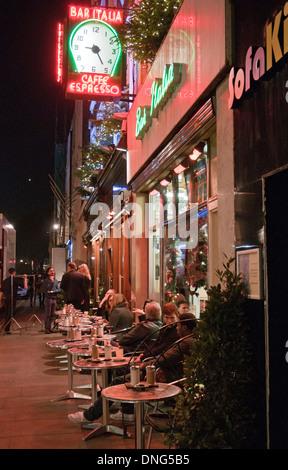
xmin=42 ymin=266 xmax=61 ymax=334
xmin=1 ymin=268 xmax=27 ymax=334
xmin=60 ymin=262 xmax=86 ymax=310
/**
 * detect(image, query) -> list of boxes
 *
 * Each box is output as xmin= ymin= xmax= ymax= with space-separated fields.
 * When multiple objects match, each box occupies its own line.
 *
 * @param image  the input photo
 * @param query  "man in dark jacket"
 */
xmin=154 ymin=312 xmax=197 ymax=383
xmin=118 ymin=300 xmax=162 ymax=351
xmin=60 ymin=262 xmax=86 ymax=310
xmin=137 ymin=302 xmax=179 ymax=361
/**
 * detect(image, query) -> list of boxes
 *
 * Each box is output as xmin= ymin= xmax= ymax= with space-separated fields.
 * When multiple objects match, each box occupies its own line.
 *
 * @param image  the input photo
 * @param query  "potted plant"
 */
xmin=169 ymin=256 xmax=254 ymax=449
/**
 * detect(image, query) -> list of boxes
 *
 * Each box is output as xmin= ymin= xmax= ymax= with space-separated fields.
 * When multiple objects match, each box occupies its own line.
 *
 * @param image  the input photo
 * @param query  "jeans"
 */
xmin=44 ymin=297 xmax=56 ymax=331
xmin=83 ymin=374 xmax=134 ymax=421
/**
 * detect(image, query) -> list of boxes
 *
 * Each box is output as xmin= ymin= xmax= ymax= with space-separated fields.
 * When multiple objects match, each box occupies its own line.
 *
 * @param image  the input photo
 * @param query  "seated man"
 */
xmin=118 ymin=300 xmax=162 ymax=352
xmin=68 ymin=312 xmax=196 ymax=425
xmin=153 ymin=312 xmax=197 ymax=383
xmin=175 ymin=298 xmax=189 ymax=314
xmin=136 ymin=302 xmax=180 ymax=362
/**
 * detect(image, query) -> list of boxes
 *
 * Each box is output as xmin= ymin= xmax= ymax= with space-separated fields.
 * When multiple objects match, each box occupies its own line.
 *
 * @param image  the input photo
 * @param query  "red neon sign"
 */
xmin=65 ymin=5 xmax=123 ymax=100
xmin=66 ymin=73 xmax=121 ymax=99
xmin=68 ymin=5 xmax=123 ymax=24
xmin=57 ymin=23 xmax=64 ymax=83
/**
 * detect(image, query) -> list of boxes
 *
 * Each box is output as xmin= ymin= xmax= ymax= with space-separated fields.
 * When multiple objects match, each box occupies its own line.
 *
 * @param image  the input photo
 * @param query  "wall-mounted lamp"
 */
xmin=149 ymin=189 xmax=160 ymax=196
xmin=173 ymin=163 xmax=187 ymax=174
xmin=159 ymin=175 xmax=172 ymax=187
xmin=189 ymin=141 xmax=205 ymax=161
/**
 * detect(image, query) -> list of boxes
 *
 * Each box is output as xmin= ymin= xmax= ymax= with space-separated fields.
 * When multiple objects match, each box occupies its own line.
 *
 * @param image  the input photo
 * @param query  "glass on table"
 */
xmin=115 ymin=347 xmax=124 ymax=359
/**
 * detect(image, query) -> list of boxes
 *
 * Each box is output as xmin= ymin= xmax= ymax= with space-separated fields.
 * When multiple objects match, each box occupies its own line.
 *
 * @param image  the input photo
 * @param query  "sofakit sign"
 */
xmin=228 ymin=2 xmax=288 ymax=109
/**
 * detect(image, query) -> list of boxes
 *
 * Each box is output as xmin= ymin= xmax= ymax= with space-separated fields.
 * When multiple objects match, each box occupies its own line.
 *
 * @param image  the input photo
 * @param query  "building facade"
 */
xmin=126 ymin=0 xmax=233 ymax=313
xmin=62 ymin=0 xmax=288 ymax=447
xmin=231 ymin=0 xmax=288 ymax=450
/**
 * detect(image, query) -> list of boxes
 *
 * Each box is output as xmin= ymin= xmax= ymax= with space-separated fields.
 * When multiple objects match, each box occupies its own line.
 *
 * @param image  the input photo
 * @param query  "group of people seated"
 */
xmin=68 ymin=292 xmax=197 ymax=425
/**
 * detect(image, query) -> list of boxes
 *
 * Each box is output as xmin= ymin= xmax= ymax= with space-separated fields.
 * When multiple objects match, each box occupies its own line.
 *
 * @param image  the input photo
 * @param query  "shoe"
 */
xmin=68 ymin=411 xmax=94 ymax=424
xmin=45 ymin=329 xmax=51 ymax=334
xmin=110 ymin=410 xmax=135 ymax=423
xmin=4 ymin=331 xmax=11 ymax=335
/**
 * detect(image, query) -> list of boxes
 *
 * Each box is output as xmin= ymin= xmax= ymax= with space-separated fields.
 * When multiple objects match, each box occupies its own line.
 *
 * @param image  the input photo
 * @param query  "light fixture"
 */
xmin=173 ymin=163 xmax=187 ymax=174
xmin=189 ymin=141 xmax=205 ymax=161
xmin=160 ymin=176 xmax=172 ymax=187
xmin=149 ymin=189 xmax=160 ymax=196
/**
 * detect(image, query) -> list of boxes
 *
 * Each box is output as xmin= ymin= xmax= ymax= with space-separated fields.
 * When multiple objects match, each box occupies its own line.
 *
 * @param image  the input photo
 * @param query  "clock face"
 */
xmin=69 ymin=19 xmax=121 ymax=76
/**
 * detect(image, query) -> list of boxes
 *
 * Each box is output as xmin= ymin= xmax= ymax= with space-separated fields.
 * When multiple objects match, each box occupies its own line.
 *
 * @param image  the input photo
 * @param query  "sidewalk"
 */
xmin=0 ymin=301 xmax=166 ymax=450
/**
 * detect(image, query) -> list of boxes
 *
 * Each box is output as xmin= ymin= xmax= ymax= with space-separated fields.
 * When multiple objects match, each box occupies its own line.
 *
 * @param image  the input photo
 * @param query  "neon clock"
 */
xmin=69 ymin=19 xmax=121 ymax=76
xmin=65 ymin=6 xmax=123 ymax=100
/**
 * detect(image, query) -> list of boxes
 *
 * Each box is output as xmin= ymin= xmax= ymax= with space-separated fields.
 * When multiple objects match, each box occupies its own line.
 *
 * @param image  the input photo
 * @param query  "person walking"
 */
xmin=42 ymin=267 xmax=61 ymax=334
xmin=1 ymin=268 xmax=27 ymax=334
xmin=60 ymin=262 xmax=86 ymax=310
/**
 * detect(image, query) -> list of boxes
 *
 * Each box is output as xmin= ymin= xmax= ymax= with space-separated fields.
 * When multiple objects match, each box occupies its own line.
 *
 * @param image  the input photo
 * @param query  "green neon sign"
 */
xmin=136 ymin=63 xmax=182 ymax=140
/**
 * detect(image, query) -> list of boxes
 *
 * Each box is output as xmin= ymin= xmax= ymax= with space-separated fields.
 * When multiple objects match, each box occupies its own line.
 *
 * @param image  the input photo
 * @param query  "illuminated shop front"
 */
xmin=126 ymin=0 xmax=232 ymax=311
xmin=147 ymin=135 xmax=218 ymax=317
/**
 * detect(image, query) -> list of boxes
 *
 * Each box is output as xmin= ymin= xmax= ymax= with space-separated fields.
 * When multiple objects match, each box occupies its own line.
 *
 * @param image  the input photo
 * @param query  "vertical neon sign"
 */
xmin=57 ymin=23 xmax=64 ymax=84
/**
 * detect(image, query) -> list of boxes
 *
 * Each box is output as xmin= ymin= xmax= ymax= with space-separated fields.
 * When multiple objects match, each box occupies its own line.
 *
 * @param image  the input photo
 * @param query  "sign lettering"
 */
xmin=228 ymin=2 xmax=288 ymax=108
xmin=136 ymin=63 xmax=182 ymax=139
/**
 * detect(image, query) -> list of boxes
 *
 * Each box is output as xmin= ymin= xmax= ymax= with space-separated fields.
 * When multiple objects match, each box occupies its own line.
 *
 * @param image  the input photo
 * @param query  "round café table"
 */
xmin=68 ymin=345 xmax=118 ymax=406
xmin=73 ymin=356 xmax=131 ymax=441
xmin=102 ymin=382 xmax=181 ymax=449
xmin=46 ymin=338 xmax=91 ymax=402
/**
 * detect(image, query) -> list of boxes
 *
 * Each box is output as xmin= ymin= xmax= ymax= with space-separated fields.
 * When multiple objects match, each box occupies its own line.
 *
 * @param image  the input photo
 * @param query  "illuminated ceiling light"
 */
xmin=160 ymin=175 xmax=171 ymax=186
xmin=173 ymin=163 xmax=187 ymax=174
xmin=149 ymin=189 xmax=160 ymax=196
xmin=189 ymin=141 xmax=205 ymax=161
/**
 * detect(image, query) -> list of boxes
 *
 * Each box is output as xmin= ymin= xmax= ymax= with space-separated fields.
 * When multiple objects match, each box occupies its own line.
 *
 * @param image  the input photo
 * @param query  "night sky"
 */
xmin=0 ymin=0 xmax=69 ymax=266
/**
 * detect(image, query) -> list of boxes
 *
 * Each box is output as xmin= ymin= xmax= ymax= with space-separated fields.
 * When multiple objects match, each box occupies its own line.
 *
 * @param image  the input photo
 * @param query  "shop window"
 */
xmin=148 ymin=192 xmax=161 ymax=297
xmin=209 ymin=133 xmax=217 ymax=198
xmin=178 ymin=172 xmax=190 ymax=215
xmin=162 ymin=181 xmax=175 ymax=221
xmin=193 ymin=146 xmax=207 ymax=204
xmin=148 ymin=133 xmax=215 ymax=316
xmin=164 ymin=208 xmax=208 ymax=318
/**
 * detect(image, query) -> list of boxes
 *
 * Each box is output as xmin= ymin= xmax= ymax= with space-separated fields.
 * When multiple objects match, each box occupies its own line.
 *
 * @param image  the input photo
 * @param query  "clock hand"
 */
xmin=85 ymin=44 xmax=103 ymax=65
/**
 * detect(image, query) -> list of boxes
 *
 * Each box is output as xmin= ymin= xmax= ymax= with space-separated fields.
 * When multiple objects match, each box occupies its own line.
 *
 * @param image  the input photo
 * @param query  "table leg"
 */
xmin=83 ymin=395 xmax=132 ymax=441
xmin=82 ymin=370 xmax=132 ymax=441
xmin=135 ymin=402 xmax=145 ymax=449
xmin=51 ymin=351 xmax=91 ymax=402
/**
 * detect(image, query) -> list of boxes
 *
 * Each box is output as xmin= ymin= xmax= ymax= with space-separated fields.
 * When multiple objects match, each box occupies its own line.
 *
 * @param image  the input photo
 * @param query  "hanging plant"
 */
xmin=75 ymin=100 xmax=128 ymax=197
xmin=122 ymin=0 xmax=182 ymax=63
xmin=92 ymin=101 xmax=125 ymax=145
xmin=74 ymin=144 xmax=110 ymax=197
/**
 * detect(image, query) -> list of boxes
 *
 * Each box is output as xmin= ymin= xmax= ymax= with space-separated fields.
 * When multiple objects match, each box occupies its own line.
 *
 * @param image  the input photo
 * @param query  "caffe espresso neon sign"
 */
xmin=228 ymin=2 xmax=288 ymax=108
xmin=136 ymin=63 xmax=182 ymax=139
